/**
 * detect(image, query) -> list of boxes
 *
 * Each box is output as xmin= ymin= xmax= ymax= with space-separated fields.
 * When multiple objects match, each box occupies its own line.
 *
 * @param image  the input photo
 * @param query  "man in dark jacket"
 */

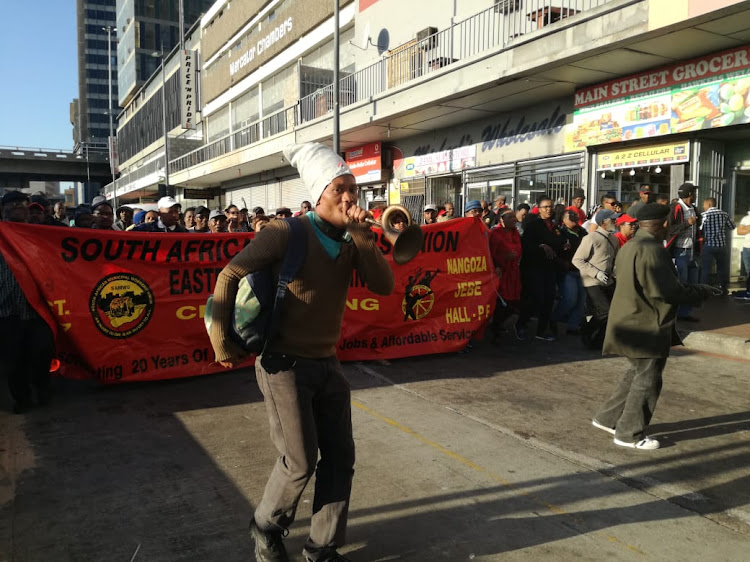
xmin=132 ymin=197 xmax=188 ymax=233
xmin=515 ymin=195 xmax=564 ymax=341
xmin=591 ymin=204 xmax=715 ymax=450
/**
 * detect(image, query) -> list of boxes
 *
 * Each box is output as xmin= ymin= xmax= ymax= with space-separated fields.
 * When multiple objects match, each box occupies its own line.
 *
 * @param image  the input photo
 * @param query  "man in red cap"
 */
xmin=615 ymin=214 xmax=638 ymax=247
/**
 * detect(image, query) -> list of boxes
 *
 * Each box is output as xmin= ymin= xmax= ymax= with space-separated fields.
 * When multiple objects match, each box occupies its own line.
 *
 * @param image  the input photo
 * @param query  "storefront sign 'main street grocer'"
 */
xmin=575 ymin=46 xmax=750 ymax=107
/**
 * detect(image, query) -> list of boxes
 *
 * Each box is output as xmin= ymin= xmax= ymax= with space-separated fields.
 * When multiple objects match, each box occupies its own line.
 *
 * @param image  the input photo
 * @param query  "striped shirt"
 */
xmin=0 ymin=252 xmax=39 ymax=320
xmin=701 ymin=207 xmax=735 ymax=247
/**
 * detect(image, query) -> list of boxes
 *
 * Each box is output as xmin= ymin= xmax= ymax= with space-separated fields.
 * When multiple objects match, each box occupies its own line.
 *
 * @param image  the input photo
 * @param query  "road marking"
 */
xmin=351 ymin=398 xmax=646 ymax=556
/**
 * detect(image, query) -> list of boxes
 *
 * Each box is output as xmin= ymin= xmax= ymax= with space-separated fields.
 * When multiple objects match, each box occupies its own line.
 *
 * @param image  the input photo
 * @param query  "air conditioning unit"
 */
xmin=494 ymin=0 xmax=521 ymax=14
xmin=416 ymin=26 xmax=438 ymax=49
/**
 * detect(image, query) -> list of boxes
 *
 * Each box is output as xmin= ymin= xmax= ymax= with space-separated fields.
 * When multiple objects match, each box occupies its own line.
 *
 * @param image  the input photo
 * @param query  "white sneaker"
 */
xmin=592 ymin=419 xmax=615 ymax=435
xmin=614 ymin=436 xmax=660 ymax=450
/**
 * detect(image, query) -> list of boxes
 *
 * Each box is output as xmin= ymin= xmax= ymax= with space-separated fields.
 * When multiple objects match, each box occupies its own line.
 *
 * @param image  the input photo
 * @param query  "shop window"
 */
xmin=517 ymin=176 xmax=548 ymax=209
xmin=427 ymin=176 xmax=462 ymax=210
xmin=598 ymin=167 xmax=673 ymax=213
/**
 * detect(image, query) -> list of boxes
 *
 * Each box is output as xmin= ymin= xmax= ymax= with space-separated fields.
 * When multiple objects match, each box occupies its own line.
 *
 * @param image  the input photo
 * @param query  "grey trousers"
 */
xmin=253 ymin=353 xmax=355 ymax=553
xmin=594 ymin=357 xmax=667 ymax=442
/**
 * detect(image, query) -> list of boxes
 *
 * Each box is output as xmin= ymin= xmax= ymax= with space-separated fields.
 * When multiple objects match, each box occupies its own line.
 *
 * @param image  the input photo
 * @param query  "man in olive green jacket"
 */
xmin=591 ymin=204 xmax=715 ymax=450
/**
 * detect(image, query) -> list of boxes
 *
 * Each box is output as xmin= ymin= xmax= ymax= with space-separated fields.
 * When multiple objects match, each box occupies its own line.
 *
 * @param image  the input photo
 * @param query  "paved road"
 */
xmin=1 ymin=334 xmax=748 ymax=560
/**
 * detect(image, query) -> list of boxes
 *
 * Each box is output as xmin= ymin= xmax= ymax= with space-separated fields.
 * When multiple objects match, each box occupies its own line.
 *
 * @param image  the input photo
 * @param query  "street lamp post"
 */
xmin=333 ymin=1 xmax=340 ymax=154
xmin=103 ymin=25 xmax=117 ymax=209
xmin=153 ymin=52 xmax=170 ymax=193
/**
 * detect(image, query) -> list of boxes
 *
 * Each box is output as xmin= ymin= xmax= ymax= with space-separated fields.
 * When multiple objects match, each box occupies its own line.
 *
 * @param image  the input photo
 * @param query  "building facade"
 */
xmin=108 ymin=0 xmax=750 ymax=280
xmin=117 ymin=0 xmax=215 ymax=106
xmin=75 ymin=0 xmax=118 ymax=148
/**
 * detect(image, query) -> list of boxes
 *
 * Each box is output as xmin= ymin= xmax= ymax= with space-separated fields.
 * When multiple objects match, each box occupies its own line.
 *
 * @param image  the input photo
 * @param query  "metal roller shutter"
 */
xmin=247 ymin=182 xmax=267 ymax=213
xmin=279 ymin=175 xmax=308 ymax=209
xmin=265 ymin=180 xmax=280 ymax=212
xmin=224 ymin=186 xmax=254 ymax=211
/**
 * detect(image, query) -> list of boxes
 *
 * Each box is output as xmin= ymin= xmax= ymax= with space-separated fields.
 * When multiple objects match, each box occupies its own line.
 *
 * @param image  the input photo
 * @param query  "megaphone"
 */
xmin=365 ymin=205 xmax=424 ymax=265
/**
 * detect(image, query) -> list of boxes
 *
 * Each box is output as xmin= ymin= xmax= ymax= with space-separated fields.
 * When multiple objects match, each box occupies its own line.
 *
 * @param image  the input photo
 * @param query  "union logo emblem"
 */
xmin=402 ymin=267 xmax=440 ymax=321
xmin=89 ymin=273 xmax=154 ymax=339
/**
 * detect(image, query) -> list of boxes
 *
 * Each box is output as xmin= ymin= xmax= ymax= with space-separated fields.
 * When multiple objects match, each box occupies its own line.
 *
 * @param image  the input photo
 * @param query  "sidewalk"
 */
xmin=680 ymin=292 xmax=750 ymax=359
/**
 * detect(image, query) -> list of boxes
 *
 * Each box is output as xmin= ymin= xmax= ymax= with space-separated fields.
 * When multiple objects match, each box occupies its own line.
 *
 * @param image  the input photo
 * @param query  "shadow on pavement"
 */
xmin=649 ymin=411 xmax=750 ymax=443
xmin=0 ymin=370 xmax=263 ymax=561
xmin=293 ymin=441 xmax=750 ymax=559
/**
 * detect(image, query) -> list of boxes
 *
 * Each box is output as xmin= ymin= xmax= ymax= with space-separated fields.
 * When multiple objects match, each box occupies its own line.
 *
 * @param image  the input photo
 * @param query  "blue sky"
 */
xmin=0 ymin=2 xmax=78 ymax=150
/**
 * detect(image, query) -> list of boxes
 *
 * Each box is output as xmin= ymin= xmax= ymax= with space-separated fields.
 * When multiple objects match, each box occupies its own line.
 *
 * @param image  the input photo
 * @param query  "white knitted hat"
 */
xmin=283 ymin=143 xmax=353 ymax=205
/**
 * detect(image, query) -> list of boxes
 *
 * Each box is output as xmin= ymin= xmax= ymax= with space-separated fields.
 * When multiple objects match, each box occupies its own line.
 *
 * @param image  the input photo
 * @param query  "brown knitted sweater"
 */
xmin=209 ymin=215 xmax=394 ymax=361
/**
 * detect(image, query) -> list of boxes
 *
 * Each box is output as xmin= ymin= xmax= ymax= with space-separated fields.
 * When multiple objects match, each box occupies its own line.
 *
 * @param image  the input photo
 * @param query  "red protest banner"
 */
xmin=339 ymin=218 xmax=495 ymax=360
xmin=0 ymin=218 xmax=495 ymax=383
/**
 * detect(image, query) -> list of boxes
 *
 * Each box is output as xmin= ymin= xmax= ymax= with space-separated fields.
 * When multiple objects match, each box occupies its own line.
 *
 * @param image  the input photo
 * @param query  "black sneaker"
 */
xmin=12 ymin=400 xmax=33 ymax=415
xmin=249 ymin=519 xmax=289 ymax=562
xmin=304 ymin=547 xmax=352 ymax=562
xmin=535 ymin=332 xmax=556 ymax=342
xmin=514 ymin=323 xmax=527 ymax=341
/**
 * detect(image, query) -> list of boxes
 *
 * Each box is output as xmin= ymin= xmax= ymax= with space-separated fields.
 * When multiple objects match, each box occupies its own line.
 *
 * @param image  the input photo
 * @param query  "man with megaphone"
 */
xmin=209 ymin=142 xmax=394 ymax=562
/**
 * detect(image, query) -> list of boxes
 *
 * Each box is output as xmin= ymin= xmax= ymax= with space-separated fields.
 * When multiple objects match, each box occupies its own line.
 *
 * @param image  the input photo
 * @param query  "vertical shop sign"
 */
xmin=181 ymin=50 xmax=197 ymax=130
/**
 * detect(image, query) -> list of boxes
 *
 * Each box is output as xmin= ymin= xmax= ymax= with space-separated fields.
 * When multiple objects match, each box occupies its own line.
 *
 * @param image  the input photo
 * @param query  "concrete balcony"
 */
xmin=165 ymin=0 xmax=750 ymax=189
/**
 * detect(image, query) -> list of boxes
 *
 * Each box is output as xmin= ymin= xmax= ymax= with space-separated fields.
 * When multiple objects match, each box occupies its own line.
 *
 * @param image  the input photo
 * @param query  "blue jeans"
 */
xmin=673 ymin=248 xmax=699 ymax=317
xmin=700 ymin=245 xmax=730 ymax=288
xmin=552 ymin=272 xmax=586 ymax=329
xmin=743 ymin=248 xmax=750 ymax=292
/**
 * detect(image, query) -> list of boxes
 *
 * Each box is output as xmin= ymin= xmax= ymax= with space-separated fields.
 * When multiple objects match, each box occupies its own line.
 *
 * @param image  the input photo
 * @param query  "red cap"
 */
xmin=617 ymin=214 xmax=638 ymax=226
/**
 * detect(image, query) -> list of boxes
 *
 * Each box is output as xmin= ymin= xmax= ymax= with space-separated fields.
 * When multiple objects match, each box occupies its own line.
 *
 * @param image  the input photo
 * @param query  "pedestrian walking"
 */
xmin=699 ymin=197 xmax=735 ymax=295
xmin=208 ymin=142 xmax=394 ymax=562
xmin=666 ymin=183 xmax=701 ymax=321
xmin=592 ymin=204 xmax=716 ymax=450
xmin=572 ymin=209 xmax=619 ymax=348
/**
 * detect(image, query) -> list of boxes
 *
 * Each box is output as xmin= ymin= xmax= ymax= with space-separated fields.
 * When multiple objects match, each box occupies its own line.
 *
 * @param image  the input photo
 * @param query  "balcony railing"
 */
xmin=169 ymin=105 xmax=296 ymax=175
xmin=297 ymin=0 xmax=612 ymax=123
xmin=104 ymin=157 xmax=163 ymax=198
xmin=160 ymin=0 xmax=613 ymax=177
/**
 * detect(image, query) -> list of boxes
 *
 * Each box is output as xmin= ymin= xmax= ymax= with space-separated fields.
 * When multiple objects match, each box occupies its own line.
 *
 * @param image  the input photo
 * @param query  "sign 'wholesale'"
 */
xmin=181 ymin=50 xmax=197 ymax=130
xmin=345 ymin=142 xmax=382 ymax=183
xmin=403 ymin=146 xmax=476 ymax=177
xmin=183 ymin=188 xmax=219 ymax=199
xmin=566 ymin=45 xmax=750 ymax=150
xmin=596 ymin=141 xmax=690 ymax=170
xmin=0 ymin=219 xmax=494 ymax=383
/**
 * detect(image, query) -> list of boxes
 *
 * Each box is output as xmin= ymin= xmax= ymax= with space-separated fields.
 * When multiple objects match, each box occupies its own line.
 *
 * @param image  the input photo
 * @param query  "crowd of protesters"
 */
xmin=0 ymin=190 xmax=309 ymax=235
xmin=0 ymin=182 xmax=747 ymax=416
xmin=422 ymin=181 xmax=747 ymax=349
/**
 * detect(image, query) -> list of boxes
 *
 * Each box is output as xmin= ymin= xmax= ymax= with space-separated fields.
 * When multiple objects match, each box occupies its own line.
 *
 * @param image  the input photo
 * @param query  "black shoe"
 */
xmin=304 ymin=547 xmax=352 ymax=562
xmin=12 ymin=401 xmax=33 ymax=415
xmin=514 ymin=323 xmax=527 ymax=341
xmin=677 ymin=315 xmax=700 ymax=323
xmin=249 ymin=519 xmax=289 ymax=562
xmin=36 ymin=387 xmax=52 ymax=407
